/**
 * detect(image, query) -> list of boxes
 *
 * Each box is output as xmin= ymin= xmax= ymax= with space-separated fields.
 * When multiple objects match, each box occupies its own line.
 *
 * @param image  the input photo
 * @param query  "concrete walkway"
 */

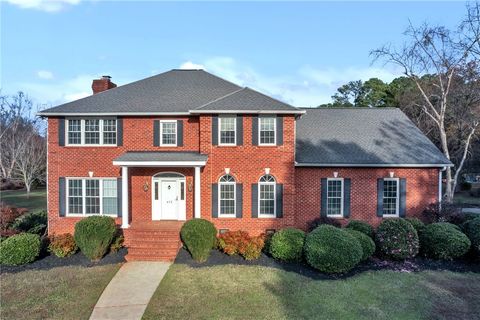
xmin=90 ymin=262 xmax=171 ymax=320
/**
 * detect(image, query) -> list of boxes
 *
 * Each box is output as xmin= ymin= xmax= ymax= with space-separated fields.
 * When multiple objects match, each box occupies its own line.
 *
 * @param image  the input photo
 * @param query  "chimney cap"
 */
xmin=101 ymin=75 xmax=112 ymax=80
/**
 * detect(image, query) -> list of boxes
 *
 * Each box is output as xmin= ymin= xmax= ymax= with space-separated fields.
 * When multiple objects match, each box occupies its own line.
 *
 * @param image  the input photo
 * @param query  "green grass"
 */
xmin=143 ymin=264 xmax=480 ymax=320
xmin=0 ymin=264 xmax=121 ymax=320
xmin=1 ymin=188 xmax=47 ymax=212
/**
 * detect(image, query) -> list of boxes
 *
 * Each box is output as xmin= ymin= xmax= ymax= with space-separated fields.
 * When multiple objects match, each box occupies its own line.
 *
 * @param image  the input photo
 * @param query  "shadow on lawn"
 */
xmin=175 ymin=248 xmax=480 ymax=281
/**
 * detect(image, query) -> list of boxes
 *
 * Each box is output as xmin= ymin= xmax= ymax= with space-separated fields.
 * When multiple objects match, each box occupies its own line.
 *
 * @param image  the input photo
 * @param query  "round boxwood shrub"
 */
xmin=0 ymin=233 xmax=41 ymax=265
xmin=346 ymin=220 xmax=374 ymax=238
xmin=345 ymin=229 xmax=375 ymax=261
xmin=74 ymin=216 xmax=116 ymax=261
xmin=405 ymin=218 xmax=425 ymax=233
xmin=420 ymin=222 xmax=471 ymax=260
xmin=375 ymin=218 xmax=419 ymax=260
xmin=462 ymin=218 xmax=480 ymax=255
xmin=269 ymin=228 xmax=305 ymax=262
xmin=304 ymin=225 xmax=363 ymax=274
xmin=180 ymin=219 xmax=217 ymax=262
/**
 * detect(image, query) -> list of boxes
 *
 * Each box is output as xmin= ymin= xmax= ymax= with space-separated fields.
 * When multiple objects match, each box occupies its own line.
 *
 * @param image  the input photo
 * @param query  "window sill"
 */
xmin=382 ymin=214 xmax=400 ymax=218
xmin=217 ymin=144 xmax=238 ymax=147
xmin=217 ymin=215 xmax=237 ymax=219
xmin=64 ymin=214 xmax=118 ymax=217
xmin=64 ymin=145 xmax=118 ymax=148
xmin=326 ymin=215 xmax=344 ymax=219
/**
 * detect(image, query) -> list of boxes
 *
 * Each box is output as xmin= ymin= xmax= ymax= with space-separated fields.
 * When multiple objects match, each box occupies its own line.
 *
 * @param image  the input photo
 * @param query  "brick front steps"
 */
xmin=123 ymin=221 xmax=184 ymax=262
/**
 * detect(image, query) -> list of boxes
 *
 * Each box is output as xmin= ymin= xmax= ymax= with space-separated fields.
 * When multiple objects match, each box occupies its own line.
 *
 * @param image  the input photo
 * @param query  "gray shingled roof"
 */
xmin=39 ymin=70 xmax=241 ymax=115
xmin=191 ymin=87 xmax=300 ymax=113
xmin=114 ymin=151 xmax=208 ymax=163
xmin=38 ymin=69 xmax=301 ymax=115
xmin=295 ymin=108 xmax=452 ymax=167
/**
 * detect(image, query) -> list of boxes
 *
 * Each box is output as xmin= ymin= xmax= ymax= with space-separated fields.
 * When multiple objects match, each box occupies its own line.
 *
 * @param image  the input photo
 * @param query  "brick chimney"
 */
xmin=92 ymin=75 xmax=117 ymax=94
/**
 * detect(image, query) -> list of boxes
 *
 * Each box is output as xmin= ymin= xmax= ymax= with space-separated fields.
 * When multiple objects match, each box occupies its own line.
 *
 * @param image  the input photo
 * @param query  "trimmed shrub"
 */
xmin=110 ymin=235 xmax=124 ymax=253
xmin=180 ymin=219 xmax=217 ymax=262
xmin=0 ymin=205 xmax=27 ymax=237
xmin=462 ymin=218 xmax=480 ymax=255
xmin=269 ymin=228 xmax=305 ymax=262
xmin=304 ymin=225 xmax=363 ymax=274
xmin=74 ymin=216 xmax=116 ymax=261
xmin=405 ymin=218 xmax=425 ymax=233
xmin=217 ymin=230 xmax=265 ymax=260
xmin=48 ymin=233 xmax=77 ymax=258
xmin=307 ymin=217 xmax=341 ymax=231
xmin=346 ymin=220 xmax=374 ymax=238
xmin=345 ymin=229 xmax=375 ymax=261
xmin=12 ymin=210 xmax=47 ymax=235
xmin=375 ymin=218 xmax=419 ymax=260
xmin=0 ymin=233 xmax=41 ymax=265
xmin=420 ymin=223 xmax=471 ymax=260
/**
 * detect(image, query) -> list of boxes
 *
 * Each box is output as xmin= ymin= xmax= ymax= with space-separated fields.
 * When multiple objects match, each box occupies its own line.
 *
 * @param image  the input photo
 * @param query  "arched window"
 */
xmin=219 ymin=174 xmax=236 ymax=216
xmin=259 ymin=174 xmax=276 ymax=216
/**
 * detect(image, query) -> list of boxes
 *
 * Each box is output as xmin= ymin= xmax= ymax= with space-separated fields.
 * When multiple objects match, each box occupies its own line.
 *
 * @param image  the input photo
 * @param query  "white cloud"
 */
xmin=179 ymin=57 xmax=402 ymax=107
xmin=179 ymin=61 xmax=205 ymax=70
xmin=37 ymin=70 xmax=54 ymax=80
xmin=6 ymin=0 xmax=81 ymax=13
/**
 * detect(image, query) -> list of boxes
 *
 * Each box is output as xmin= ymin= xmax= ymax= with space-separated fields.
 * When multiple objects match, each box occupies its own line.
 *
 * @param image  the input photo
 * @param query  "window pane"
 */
xmin=260 ymin=117 xmax=275 ymax=144
xmin=85 ymin=179 xmax=100 ymax=214
xmin=68 ymin=179 xmax=83 ymax=214
xmin=103 ymin=119 xmax=117 ymax=145
xmin=220 ymin=118 xmax=236 ymax=144
xmin=161 ymin=122 xmax=177 ymax=145
xmin=383 ymin=180 xmax=398 ymax=215
xmin=259 ymin=184 xmax=275 ymax=215
xmin=68 ymin=119 xmax=82 ymax=144
xmin=327 ymin=180 xmax=343 ymax=216
xmin=85 ymin=119 xmax=100 ymax=144
xmin=219 ymin=184 xmax=235 ymax=215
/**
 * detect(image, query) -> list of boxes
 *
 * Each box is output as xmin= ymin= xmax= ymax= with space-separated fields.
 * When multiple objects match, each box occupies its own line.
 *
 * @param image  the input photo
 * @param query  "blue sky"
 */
xmin=1 ymin=1 xmax=467 ymax=108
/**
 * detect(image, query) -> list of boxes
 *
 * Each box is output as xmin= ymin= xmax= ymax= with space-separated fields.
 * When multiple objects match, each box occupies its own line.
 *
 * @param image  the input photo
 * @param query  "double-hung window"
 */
xmin=218 ymin=174 xmax=236 ymax=216
xmin=382 ymin=178 xmax=399 ymax=216
xmin=160 ymin=120 xmax=177 ymax=146
xmin=326 ymin=178 xmax=343 ymax=217
xmin=259 ymin=117 xmax=276 ymax=145
xmin=259 ymin=174 xmax=276 ymax=217
xmin=67 ymin=178 xmax=117 ymax=216
xmin=219 ymin=117 xmax=236 ymax=145
xmin=66 ymin=119 xmax=117 ymax=146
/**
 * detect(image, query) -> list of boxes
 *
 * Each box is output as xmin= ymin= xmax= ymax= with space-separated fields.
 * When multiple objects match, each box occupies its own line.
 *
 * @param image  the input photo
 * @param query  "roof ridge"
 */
xmin=242 ymin=86 xmax=299 ymax=110
xmin=194 ymin=87 xmax=246 ymax=110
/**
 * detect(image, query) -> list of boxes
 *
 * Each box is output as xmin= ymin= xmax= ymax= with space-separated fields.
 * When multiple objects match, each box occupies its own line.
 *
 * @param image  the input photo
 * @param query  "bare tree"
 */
xmin=13 ymin=130 xmax=47 ymax=193
xmin=372 ymin=2 xmax=480 ymax=202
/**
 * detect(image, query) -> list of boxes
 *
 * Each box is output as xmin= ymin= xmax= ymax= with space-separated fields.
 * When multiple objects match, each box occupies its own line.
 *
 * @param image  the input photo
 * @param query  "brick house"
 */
xmin=38 ymin=69 xmax=452 ymax=261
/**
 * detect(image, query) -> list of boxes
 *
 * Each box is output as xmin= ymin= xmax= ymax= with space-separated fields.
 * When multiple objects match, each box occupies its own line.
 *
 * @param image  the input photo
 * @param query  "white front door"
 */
xmin=152 ymin=176 xmax=186 ymax=220
xmin=161 ymin=180 xmax=178 ymax=220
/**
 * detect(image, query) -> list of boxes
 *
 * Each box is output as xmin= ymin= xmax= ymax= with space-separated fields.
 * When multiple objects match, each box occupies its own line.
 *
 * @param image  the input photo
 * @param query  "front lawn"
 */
xmin=0 ymin=264 xmax=121 ymax=320
xmin=144 ymin=263 xmax=480 ymax=320
xmin=1 ymin=188 xmax=47 ymax=212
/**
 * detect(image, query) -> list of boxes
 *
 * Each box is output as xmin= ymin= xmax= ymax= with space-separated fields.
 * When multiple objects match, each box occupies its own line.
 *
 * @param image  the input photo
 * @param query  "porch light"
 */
xmin=333 ymin=172 xmax=338 ymax=178
xmin=88 ymin=171 xmax=94 ymax=178
xmin=143 ymin=181 xmax=149 ymax=192
xmin=188 ymin=182 xmax=193 ymax=192
xmin=389 ymin=172 xmax=395 ymax=178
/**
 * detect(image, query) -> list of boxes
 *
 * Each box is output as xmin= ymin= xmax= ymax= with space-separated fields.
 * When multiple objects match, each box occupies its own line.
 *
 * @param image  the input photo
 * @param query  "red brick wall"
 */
xmin=294 ymin=167 xmax=440 ymax=230
xmin=47 ymin=116 xmax=199 ymax=234
xmin=198 ymin=115 xmax=297 ymax=235
xmin=47 ymin=115 xmax=440 ymax=236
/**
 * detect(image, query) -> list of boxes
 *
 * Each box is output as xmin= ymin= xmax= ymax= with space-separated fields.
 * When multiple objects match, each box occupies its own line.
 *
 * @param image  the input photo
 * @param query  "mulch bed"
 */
xmin=0 ymin=248 xmax=127 ymax=274
xmin=175 ymin=248 xmax=480 ymax=280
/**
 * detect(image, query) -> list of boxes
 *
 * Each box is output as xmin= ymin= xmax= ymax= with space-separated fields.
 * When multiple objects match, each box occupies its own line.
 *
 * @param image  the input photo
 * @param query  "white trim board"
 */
xmin=112 ymin=160 xmax=207 ymax=167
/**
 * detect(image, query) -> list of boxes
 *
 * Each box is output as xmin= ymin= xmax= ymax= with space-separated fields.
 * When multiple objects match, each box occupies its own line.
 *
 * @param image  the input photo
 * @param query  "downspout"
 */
xmin=439 ymin=167 xmax=447 ymax=207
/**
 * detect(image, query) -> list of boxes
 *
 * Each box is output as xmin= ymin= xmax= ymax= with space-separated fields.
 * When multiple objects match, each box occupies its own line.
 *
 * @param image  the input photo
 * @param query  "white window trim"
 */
xmin=66 ymin=177 xmax=118 ymax=217
xmin=65 ymin=118 xmax=117 ymax=146
xmin=258 ymin=176 xmax=276 ymax=218
xmin=382 ymin=177 xmax=400 ymax=217
xmin=159 ymin=120 xmax=177 ymax=147
xmin=326 ymin=178 xmax=344 ymax=218
xmin=258 ymin=117 xmax=276 ymax=146
xmin=218 ymin=176 xmax=236 ymax=218
xmin=218 ymin=116 xmax=237 ymax=146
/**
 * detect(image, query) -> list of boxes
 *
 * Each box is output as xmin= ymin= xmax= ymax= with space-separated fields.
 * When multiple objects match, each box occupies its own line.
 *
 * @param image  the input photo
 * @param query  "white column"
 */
xmin=121 ymin=166 xmax=129 ymax=228
xmin=194 ymin=166 xmax=201 ymax=218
